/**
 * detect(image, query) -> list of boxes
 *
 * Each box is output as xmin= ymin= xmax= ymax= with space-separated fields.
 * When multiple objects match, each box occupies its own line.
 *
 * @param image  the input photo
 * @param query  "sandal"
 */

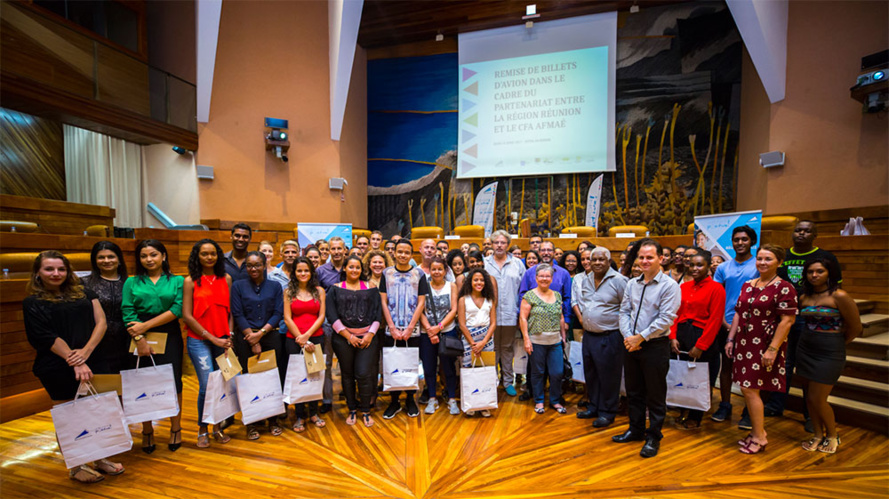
xmin=818 ymin=436 xmax=841 ymax=454
xmin=553 ymin=405 xmax=567 ymax=414
xmin=168 ymin=428 xmax=182 ymax=451
xmin=309 ymin=415 xmax=326 ymax=428
xmin=246 ymin=425 xmax=260 ymax=440
xmin=362 ymin=413 xmax=374 ymax=428
xmin=740 ymin=439 xmax=767 ymax=454
xmin=293 ymin=418 xmax=306 ymax=433
xmin=534 ymin=404 xmax=545 ymax=415
xmin=738 ymin=433 xmax=754 ymax=447
xmin=802 ymin=437 xmax=824 ymax=452
xmin=346 ymin=411 xmax=358 ymax=426
xmin=212 ymin=428 xmax=231 ymax=444
xmin=69 ymin=465 xmax=104 ymax=483
xmin=196 ymin=431 xmax=210 ymax=449
xmin=94 ymin=459 xmax=125 ymax=476
xmin=269 ymin=423 xmax=284 ymax=437
xmin=141 ymin=431 xmax=156 ymax=454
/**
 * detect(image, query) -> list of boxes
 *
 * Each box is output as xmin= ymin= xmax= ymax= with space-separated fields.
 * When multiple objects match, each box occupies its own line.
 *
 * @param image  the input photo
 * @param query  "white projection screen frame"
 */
xmin=457 ymin=13 xmax=617 ymax=179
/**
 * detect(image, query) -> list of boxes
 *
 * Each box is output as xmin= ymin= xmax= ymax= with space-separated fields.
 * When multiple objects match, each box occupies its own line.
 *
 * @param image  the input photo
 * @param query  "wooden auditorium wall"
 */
xmin=367 ymin=2 xmax=743 ymax=238
xmin=0 ymin=108 xmax=65 ymax=201
xmin=195 ymin=0 xmax=368 ymax=227
xmin=736 ymin=0 xmax=888 ymax=215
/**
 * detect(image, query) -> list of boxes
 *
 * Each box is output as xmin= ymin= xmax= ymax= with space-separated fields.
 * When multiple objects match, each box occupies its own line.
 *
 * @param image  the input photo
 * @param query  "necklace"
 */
xmin=754 ymin=274 xmax=778 ymax=288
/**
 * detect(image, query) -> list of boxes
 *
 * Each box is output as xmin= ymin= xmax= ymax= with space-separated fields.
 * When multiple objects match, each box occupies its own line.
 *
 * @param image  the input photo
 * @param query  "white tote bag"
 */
xmin=236 ymin=368 xmax=285 ymax=425
xmin=201 ymin=370 xmax=240 ymax=424
xmin=382 ymin=343 xmax=420 ymax=392
xmin=568 ymin=340 xmax=585 ymax=383
xmin=666 ymin=359 xmax=711 ymax=411
xmin=460 ymin=358 xmax=499 ymax=413
xmin=513 ymin=338 xmax=529 ymax=375
xmin=51 ymin=382 xmax=133 ymax=469
xmin=282 ymin=354 xmax=325 ymax=404
xmin=121 ymin=355 xmax=180 ymax=424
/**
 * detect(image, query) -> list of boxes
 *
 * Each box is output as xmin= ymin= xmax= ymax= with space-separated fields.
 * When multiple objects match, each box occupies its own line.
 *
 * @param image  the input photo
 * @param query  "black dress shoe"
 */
xmin=518 ymin=392 xmax=532 ymax=401
xmin=612 ymin=430 xmax=645 ymax=443
xmin=319 ymin=403 xmax=332 ymax=414
xmin=576 ymin=410 xmax=596 ymax=420
xmin=592 ymin=417 xmax=613 ymax=428
xmin=640 ymin=437 xmax=660 ymax=458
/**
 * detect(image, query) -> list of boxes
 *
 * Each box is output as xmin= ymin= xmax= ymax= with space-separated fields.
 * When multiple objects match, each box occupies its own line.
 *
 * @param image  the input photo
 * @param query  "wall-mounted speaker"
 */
xmin=196 ymin=165 xmax=215 ymax=180
xmin=759 ymin=151 xmax=785 ymax=168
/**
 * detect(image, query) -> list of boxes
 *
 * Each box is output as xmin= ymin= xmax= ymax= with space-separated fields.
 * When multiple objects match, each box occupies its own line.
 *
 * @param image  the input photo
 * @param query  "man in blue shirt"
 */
xmin=224 ymin=223 xmax=252 ymax=281
xmin=711 ymin=225 xmax=758 ymax=427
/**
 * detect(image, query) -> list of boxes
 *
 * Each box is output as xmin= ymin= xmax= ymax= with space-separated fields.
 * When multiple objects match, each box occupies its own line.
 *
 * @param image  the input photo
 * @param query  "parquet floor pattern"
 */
xmin=1 ymin=369 xmax=887 ymax=498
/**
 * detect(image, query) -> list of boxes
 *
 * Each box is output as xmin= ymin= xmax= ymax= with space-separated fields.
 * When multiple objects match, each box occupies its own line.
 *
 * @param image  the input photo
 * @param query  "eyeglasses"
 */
xmin=246 ymin=264 xmax=264 ymax=269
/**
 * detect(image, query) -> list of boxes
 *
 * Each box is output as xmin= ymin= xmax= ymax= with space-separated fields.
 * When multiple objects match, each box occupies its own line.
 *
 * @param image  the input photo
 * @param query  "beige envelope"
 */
xmin=128 ymin=332 xmax=168 ymax=354
xmin=472 ymin=351 xmax=497 ymax=367
xmin=92 ymin=374 xmax=122 ymax=395
xmin=216 ymin=349 xmax=242 ymax=381
xmin=247 ymin=350 xmax=278 ymax=373
xmin=304 ymin=347 xmax=325 ymax=374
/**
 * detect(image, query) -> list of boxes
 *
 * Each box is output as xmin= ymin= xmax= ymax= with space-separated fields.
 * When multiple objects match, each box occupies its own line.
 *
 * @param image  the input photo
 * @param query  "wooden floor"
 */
xmin=1 ymin=369 xmax=887 ymax=499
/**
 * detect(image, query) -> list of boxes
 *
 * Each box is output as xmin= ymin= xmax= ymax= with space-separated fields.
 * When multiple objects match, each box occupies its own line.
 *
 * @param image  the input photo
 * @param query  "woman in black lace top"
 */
xmin=81 ymin=241 xmax=129 ymax=374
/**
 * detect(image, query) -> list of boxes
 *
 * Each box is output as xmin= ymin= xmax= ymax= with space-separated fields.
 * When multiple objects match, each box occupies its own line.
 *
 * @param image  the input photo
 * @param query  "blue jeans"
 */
xmin=530 ymin=341 xmax=564 ymax=405
xmin=186 ymin=336 xmax=227 ymax=425
xmin=421 ymin=329 xmax=459 ymax=399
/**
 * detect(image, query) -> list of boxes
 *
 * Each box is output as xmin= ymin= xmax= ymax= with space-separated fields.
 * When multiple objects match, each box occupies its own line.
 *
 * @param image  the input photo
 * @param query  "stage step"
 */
xmin=845 ymin=355 xmax=889 ymax=383
xmin=855 ymin=298 xmax=876 ymax=314
xmin=787 ymin=386 xmax=888 ymax=435
xmin=833 ymin=375 xmax=889 ymax=407
xmin=847 ymin=332 xmax=889 ymax=360
xmin=860 ymin=313 xmax=889 ymax=338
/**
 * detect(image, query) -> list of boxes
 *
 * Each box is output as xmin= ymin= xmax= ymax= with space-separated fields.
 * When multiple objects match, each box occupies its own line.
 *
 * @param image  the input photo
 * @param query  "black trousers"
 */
xmin=382 ymin=335 xmax=419 ymax=401
xmin=671 ymin=322 xmax=719 ymax=423
xmin=332 ymin=333 xmax=380 ymax=412
xmin=582 ymin=329 xmax=625 ymax=421
xmin=624 ymin=337 xmax=670 ymax=440
xmin=284 ymin=335 xmax=324 ymax=418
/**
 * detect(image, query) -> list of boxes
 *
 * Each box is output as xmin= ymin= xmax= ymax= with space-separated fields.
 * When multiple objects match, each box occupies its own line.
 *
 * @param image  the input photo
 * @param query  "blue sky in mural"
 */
xmin=368 ymin=53 xmax=458 ymax=188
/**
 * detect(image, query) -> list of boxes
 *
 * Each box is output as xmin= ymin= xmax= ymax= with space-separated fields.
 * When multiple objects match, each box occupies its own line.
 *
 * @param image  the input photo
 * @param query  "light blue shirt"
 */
xmin=484 ymin=253 xmax=526 ymax=326
xmin=619 ymin=270 xmax=681 ymax=340
xmin=713 ymin=256 xmax=758 ymax=324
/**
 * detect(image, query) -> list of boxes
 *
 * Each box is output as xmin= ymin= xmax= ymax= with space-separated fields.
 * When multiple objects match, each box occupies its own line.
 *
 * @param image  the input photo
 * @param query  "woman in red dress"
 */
xmin=725 ymin=244 xmax=797 ymax=454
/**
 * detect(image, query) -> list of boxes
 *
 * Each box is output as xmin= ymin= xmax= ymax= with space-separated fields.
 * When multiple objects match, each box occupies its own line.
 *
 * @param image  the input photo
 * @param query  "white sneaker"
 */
xmin=424 ymin=398 xmax=439 ymax=414
xmin=480 ymin=409 xmax=492 ymax=418
xmin=448 ymin=399 xmax=460 ymax=415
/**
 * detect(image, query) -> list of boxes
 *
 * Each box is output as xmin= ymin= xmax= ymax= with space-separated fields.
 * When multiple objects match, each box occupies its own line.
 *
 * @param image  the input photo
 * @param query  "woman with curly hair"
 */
xmin=181 ymin=239 xmax=233 ymax=448
xmin=457 ymin=268 xmax=497 ymax=417
xmin=362 ymin=249 xmax=393 ymax=288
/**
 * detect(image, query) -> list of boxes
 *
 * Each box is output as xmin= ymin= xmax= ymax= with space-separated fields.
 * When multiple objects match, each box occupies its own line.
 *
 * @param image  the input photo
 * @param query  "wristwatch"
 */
xmin=133 ymin=334 xmax=144 ymax=342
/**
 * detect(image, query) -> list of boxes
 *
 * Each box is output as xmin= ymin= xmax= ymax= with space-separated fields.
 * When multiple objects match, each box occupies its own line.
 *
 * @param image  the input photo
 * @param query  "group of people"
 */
xmin=23 ymin=220 xmax=861 ymax=483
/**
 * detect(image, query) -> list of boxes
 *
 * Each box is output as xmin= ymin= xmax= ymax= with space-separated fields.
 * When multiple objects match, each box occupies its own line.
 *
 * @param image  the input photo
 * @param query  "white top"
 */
xmin=463 ymin=296 xmax=492 ymax=328
xmin=425 ymin=283 xmax=456 ymax=332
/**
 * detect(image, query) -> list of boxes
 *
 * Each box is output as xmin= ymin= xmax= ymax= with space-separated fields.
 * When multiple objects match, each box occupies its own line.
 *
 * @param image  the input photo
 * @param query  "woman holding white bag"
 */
xmin=181 ymin=239 xmax=234 ymax=448
xmin=457 ymin=268 xmax=497 ymax=418
xmin=23 ymin=250 xmax=124 ymax=483
xmin=283 ymin=256 xmax=327 ymax=432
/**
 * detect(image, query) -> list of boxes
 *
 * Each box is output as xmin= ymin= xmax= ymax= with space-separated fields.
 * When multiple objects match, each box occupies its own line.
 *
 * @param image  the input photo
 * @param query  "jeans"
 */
xmin=421 ymin=329 xmax=459 ymax=399
xmin=530 ymin=341 xmax=564 ymax=405
xmin=332 ymin=332 xmax=380 ymax=412
xmin=284 ymin=334 xmax=324 ymax=418
xmin=186 ymin=336 xmax=227 ymax=425
xmin=582 ymin=329 xmax=624 ymax=421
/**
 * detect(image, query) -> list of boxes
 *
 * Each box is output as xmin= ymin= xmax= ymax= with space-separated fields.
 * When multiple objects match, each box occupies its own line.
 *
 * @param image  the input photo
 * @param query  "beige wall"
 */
xmin=195 ymin=0 xmax=367 ymax=227
xmin=737 ymin=0 xmax=888 ymax=215
xmin=142 ymin=143 xmax=201 ymax=226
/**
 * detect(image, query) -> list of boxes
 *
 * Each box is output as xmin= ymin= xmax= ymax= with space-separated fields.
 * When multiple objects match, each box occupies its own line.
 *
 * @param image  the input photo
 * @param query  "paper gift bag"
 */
xmin=568 ymin=340 xmax=585 ymax=383
xmin=91 ymin=374 xmax=122 ymax=396
xmin=128 ymin=332 xmax=168 ymax=354
xmin=52 ymin=383 xmax=133 ymax=469
xmin=236 ymin=369 xmax=285 ymax=425
xmin=304 ymin=347 xmax=325 ymax=374
xmin=513 ymin=339 xmax=529 ymax=375
xmin=216 ymin=349 xmax=242 ymax=382
xmin=382 ymin=345 xmax=420 ymax=391
xmin=201 ymin=370 xmax=240 ymax=424
xmin=460 ymin=361 xmax=499 ymax=413
xmin=121 ymin=356 xmax=179 ymax=424
xmin=666 ymin=359 xmax=711 ymax=411
xmin=247 ymin=350 xmax=278 ymax=373
xmin=283 ymin=354 xmax=324 ymax=404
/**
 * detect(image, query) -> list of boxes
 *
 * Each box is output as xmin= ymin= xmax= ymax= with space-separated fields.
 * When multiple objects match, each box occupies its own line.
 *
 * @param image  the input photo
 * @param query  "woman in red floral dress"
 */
xmin=725 ymin=244 xmax=797 ymax=454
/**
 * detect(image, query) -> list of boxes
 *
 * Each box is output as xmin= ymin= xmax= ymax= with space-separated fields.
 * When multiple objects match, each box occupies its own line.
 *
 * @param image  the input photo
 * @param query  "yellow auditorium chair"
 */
xmin=453 ymin=225 xmax=484 ymax=238
xmin=411 ymin=226 xmax=444 ymax=239
xmin=85 ymin=225 xmax=111 ymax=237
xmin=607 ymin=225 xmax=649 ymax=237
xmin=0 ymin=221 xmax=39 ymax=233
xmin=760 ymin=216 xmax=799 ymax=231
xmin=687 ymin=222 xmax=695 ymax=234
xmin=352 ymin=229 xmax=372 ymax=239
xmin=563 ymin=226 xmax=597 ymax=238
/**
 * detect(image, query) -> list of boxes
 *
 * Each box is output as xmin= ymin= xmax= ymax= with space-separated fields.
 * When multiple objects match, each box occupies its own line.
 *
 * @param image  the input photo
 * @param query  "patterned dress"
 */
xmin=732 ymin=278 xmax=797 ymax=391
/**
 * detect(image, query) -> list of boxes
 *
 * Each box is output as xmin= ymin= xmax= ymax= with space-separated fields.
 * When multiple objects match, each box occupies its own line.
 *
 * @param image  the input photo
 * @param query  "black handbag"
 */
xmin=428 ymin=287 xmax=463 ymax=358
xmin=561 ymin=346 xmax=574 ymax=383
